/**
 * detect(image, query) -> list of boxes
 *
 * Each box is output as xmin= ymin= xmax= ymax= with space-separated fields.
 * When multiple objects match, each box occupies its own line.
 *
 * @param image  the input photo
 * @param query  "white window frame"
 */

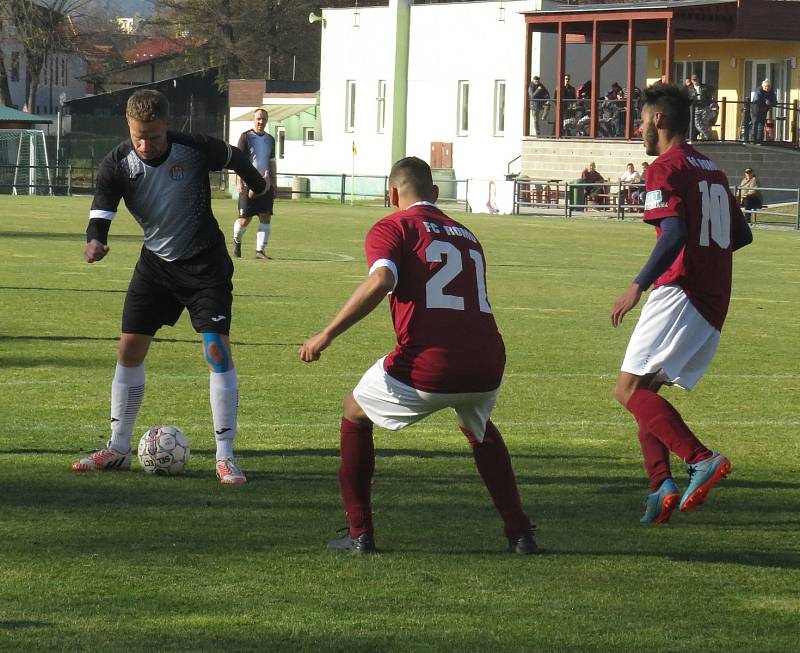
xmin=275 ymin=126 xmax=286 ymax=159
xmin=345 ymin=80 xmax=357 ymax=132
xmin=493 ymin=80 xmax=506 ymax=136
xmin=376 ymin=80 xmax=387 ymax=133
xmin=303 ymin=126 xmax=316 ymax=145
xmin=457 ymin=80 xmax=470 ymax=136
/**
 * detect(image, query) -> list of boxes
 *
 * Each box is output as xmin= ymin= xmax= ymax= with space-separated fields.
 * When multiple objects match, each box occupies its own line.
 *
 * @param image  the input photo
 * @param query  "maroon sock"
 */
xmin=637 ymin=425 xmax=672 ymax=491
xmin=462 ymin=420 xmax=532 ymax=538
xmin=339 ymin=417 xmax=375 ymax=538
xmin=627 ymin=389 xmax=711 ymax=465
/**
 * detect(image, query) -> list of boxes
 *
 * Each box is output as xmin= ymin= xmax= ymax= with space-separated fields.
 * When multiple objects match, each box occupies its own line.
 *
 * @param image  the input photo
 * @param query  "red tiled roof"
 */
xmin=124 ymin=38 xmax=188 ymax=65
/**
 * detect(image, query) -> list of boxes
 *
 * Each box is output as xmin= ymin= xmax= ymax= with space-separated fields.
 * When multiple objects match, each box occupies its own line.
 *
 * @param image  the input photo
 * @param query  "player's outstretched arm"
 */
xmin=611 ymin=283 xmax=643 ymax=327
xmin=299 ymin=267 xmax=396 ymax=362
xmin=227 ymin=145 xmax=268 ymax=198
xmin=611 ymin=217 xmax=686 ymax=327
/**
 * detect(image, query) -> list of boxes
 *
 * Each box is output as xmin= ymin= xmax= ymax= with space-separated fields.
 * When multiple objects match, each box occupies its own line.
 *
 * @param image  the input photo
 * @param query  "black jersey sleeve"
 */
xmin=88 ymin=147 xmax=125 ymax=224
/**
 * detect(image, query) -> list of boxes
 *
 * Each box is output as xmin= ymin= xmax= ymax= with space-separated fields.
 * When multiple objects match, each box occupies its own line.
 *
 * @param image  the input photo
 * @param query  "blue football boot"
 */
xmin=680 ymin=452 xmax=731 ymax=512
xmin=640 ymin=478 xmax=681 ymax=524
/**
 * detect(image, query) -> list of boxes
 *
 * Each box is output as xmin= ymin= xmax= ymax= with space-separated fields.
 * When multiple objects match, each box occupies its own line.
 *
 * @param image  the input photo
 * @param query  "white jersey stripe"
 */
xmin=89 ymin=209 xmax=116 ymax=220
xmin=369 ymin=258 xmax=398 ymax=290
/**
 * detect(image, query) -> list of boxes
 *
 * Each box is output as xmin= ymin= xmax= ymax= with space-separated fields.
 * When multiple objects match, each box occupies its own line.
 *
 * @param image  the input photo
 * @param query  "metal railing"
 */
xmin=514 ymin=178 xmax=800 ymax=228
xmin=0 ymin=164 xmax=472 ymax=212
xmin=529 ymin=97 xmax=800 ymax=146
xmin=266 ymin=172 xmax=471 ymax=210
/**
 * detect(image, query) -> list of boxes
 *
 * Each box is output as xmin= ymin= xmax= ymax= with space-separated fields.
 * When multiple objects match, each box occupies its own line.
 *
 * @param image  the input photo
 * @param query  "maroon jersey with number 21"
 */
xmin=364 ymin=202 xmax=505 ymax=393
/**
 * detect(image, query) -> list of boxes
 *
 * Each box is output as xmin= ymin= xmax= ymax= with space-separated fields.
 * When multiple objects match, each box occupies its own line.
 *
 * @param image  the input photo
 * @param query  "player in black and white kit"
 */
xmin=72 ymin=90 xmax=267 ymax=484
xmin=233 ymin=108 xmax=276 ymax=260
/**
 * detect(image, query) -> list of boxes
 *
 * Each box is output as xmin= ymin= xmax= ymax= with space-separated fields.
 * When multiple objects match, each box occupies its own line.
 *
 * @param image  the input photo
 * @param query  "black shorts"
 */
xmin=121 ymin=241 xmax=234 ymax=336
xmin=238 ymin=186 xmax=275 ymax=218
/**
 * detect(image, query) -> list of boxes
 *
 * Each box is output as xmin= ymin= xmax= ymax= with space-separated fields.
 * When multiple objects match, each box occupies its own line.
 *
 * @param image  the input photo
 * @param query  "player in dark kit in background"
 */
xmin=233 ymin=107 xmax=277 ymax=260
xmin=72 ymin=90 xmax=267 ymax=484
xmin=299 ymin=157 xmax=536 ymax=555
xmin=610 ymin=84 xmax=752 ymax=524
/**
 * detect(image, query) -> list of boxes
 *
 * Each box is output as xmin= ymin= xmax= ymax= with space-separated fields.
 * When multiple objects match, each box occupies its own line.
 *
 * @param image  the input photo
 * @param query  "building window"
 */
xmin=303 ymin=127 xmax=315 ymax=145
xmin=11 ymin=52 xmax=19 ymax=82
xmin=457 ymin=80 xmax=469 ymax=136
xmin=673 ymin=60 xmax=720 ymax=93
xmin=493 ymin=80 xmax=506 ymax=136
xmin=276 ymin=126 xmax=286 ymax=159
xmin=376 ymin=79 xmax=387 ymax=133
xmin=345 ymin=80 xmax=356 ymax=132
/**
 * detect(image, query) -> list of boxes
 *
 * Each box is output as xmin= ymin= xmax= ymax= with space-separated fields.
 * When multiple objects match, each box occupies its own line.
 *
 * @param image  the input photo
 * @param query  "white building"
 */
xmin=0 ymin=18 xmax=88 ymax=134
xmin=276 ymin=0 xmax=646 ymax=212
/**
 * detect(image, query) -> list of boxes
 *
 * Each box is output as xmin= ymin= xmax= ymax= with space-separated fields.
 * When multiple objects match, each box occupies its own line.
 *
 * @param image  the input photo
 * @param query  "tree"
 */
xmin=154 ymin=0 xmax=385 ymax=87
xmin=5 ymin=0 xmax=88 ymax=111
xmin=0 ymin=51 xmax=13 ymax=106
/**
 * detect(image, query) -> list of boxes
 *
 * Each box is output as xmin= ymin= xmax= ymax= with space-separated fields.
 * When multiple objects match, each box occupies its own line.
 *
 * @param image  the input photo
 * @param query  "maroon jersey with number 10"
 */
xmin=364 ymin=203 xmax=505 ymax=394
xmin=642 ymin=143 xmax=747 ymax=331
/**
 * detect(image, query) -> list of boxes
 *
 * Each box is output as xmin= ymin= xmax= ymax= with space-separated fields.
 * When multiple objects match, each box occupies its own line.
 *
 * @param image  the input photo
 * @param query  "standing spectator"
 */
xmin=752 ymin=79 xmax=778 ymax=143
xmin=688 ymin=74 xmax=712 ymax=140
xmin=618 ymin=162 xmax=641 ymax=207
xmin=562 ymin=73 xmax=577 ymax=121
xmin=581 ymin=161 xmax=608 ymax=205
xmin=738 ymin=167 xmax=763 ymax=220
xmin=299 ymin=156 xmax=537 ymax=555
xmin=528 ymin=76 xmax=551 ymax=136
xmin=741 ymin=98 xmax=753 ymax=142
xmin=610 ymin=83 xmax=752 ymax=524
xmin=233 ymin=108 xmax=277 ymax=260
xmin=72 ymin=90 xmax=268 ymax=484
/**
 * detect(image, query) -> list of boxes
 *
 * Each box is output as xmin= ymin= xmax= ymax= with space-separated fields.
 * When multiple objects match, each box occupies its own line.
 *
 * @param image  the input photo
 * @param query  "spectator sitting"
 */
xmin=738 ymin=167 xmax=763 ymax=221
xmin=581 ymin=161 xmax=608 ymax=205
xmin=618 ymin=162 xmax=641 ymax=207
xmin=638 ymin=162 xmax=650 ymax=204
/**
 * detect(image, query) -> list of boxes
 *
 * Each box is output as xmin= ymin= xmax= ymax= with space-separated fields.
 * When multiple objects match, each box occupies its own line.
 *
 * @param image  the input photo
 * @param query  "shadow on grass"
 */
xmin=0 ymin=446 xmax=627 ymax=465
xmin=0 ymin=285 xmax=290 ymax=300
xmin=0 ymin=231 xmax=142 ymax=242
xmin=0 ymin=621 xmax=51 ymax=630
xmin=0 ymin=468 xmax=798 ymax=570
xmin=0 ymin=334 xmax=295 ymax=348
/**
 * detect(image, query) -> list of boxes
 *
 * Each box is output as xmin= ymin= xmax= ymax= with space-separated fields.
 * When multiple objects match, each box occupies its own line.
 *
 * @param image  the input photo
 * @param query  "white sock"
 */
xmin=210 ymin=368 xmax=238 ymax=460
xmin=256 ymin=223 xmax=271 ymax=251
xmin=109 ymin=362 xmax=145 ymax=452
xmin=233 ymin=220 xmax=247 ymax=243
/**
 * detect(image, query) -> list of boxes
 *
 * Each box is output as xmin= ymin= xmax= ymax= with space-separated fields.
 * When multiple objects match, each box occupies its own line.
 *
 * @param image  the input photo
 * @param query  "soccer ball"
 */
xmin=137 ymin=426 xmax=190 ymax=475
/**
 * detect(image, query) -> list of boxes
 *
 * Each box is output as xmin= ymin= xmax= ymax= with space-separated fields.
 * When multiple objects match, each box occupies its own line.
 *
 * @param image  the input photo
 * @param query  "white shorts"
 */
xmin=352 ymin=357 xmax=500 ymax=441
xmin=621 ymin=285 xmax=720 ymax=390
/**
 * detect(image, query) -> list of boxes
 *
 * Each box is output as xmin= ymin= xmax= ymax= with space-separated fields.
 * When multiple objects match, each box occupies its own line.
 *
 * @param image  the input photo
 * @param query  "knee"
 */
xmin=342 ymin=394 xmax=370 ymax=425
xmin=614 ymin=383 xmax=633 ymax=408
xmin=203 ymin=332 xmax=232 ymax=373
xmin=118 ymin=335 xmax=149 ymax=367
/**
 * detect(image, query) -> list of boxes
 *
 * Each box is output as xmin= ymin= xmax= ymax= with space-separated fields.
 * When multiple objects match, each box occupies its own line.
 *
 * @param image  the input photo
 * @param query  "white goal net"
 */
xmin=0 ymin=129 xmax=52 ymax=195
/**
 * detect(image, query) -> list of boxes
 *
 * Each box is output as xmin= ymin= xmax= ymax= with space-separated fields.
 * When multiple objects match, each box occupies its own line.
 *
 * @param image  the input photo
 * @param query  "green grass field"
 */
xmin=1 ymin=196 xmax=798 ymax=652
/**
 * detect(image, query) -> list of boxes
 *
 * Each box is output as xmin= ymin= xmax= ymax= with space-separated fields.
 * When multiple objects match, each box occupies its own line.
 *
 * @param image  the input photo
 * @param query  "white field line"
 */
xmin=2 ymin=372 xmax=798 ymax=386
xmin=5 ymin=418 xmax=799 ymax=435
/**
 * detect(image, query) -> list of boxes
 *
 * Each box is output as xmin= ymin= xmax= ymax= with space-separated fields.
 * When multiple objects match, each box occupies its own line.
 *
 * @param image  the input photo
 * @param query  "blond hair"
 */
xmin=126 ymin=90 xmax=169 ymax=122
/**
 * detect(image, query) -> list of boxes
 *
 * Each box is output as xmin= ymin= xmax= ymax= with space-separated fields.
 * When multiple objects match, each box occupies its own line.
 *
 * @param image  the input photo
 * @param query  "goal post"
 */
xmin=0 ymin=129 xmax=53 ymax=196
